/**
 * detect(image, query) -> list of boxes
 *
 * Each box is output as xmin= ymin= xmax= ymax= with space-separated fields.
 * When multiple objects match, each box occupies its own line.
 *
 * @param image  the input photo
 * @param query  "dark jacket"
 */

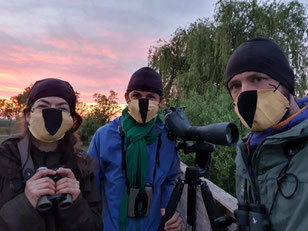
xmin=0 ymin=134 xmax=103 ymax=231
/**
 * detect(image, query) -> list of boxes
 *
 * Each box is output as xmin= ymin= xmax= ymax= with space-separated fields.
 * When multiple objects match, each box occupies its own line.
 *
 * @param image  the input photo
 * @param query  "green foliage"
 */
xmin=90 ymin=90 xmax=121 ymax=124
xmin=78 ymin=116 xmax=101 ymax=145
xmin=148 ymin=0 xmax=308 ymax=195
xmin=180 ymin=153 xmax=196 ymax=167
xmin=175 ymin=87 xmax=246 ymax=196
xmin=78 ymin=90 xmax=122 ymax=145
xmin=149 ymin=0 xmax=308 ymax=100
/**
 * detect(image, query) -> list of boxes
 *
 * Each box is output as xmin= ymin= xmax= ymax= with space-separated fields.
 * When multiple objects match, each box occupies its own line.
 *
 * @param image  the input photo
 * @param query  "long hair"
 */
xmin=23 ymin=105 xmax=91 ymax=178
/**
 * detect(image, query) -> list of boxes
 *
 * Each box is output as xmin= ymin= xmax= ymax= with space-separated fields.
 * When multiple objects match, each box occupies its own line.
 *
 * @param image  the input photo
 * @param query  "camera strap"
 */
xmin=268 ymin=138 xmax=306 ymax=217
xmin=119 ymin=124 xmax=162 ymax=191
xmin=17 ymin=134 xmax=35 ymax=182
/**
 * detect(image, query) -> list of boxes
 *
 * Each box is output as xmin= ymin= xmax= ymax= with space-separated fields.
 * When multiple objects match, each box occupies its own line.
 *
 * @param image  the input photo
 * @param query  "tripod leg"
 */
xmin=157 ymin=179 xmax=184 ymax=231
xmin=187 ymin=179 xmax=196 ymax=229
xmin=200 ymin=181 xmax=223 ymax=231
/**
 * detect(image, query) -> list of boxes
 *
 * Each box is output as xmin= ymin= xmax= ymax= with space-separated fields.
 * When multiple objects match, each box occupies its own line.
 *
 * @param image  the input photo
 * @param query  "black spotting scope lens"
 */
xmin=164 ymin=107 xmax=239 ymax=146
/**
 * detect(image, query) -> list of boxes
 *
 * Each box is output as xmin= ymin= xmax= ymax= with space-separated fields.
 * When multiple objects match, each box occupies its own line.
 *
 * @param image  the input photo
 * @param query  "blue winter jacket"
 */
xmin=88 ymin=116 xmax=181 ymax=231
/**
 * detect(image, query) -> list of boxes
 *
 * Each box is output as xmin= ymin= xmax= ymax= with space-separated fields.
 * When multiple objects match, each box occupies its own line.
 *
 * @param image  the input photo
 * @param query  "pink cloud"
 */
xmin=0 ymin=25 xmax=159 ymax=105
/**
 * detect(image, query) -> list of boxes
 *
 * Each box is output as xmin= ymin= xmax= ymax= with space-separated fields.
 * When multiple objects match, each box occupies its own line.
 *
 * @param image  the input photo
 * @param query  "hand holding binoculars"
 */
xmin=36 ymin=166 xmax=73 ymax=212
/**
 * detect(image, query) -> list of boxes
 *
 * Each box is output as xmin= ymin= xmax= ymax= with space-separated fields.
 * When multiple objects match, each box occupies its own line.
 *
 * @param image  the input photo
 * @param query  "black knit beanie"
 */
xmin=126 ymin=67 xmax=163 ymax=96
xmin=27 ymin=78 xmax=77 ymax=115
xmin=226 ymin=37 xmax=295 ymax=95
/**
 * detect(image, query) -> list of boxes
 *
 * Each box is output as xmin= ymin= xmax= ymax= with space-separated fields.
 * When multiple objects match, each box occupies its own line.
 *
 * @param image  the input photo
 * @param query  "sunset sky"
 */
xmin=1 ymin=0 xmax=307 ymax=104
xmin=0 ymin=0 xmax=218 ymax=104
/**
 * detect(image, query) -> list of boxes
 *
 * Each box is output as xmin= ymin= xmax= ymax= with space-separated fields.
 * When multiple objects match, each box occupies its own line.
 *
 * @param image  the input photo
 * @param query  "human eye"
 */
xmin=229 ymin=82 xmax=241 ymax=91
xmin=147 ymin=95 xmax=156 ymax=100
xmin=56 ymin=103 xmax=70 ymax=112
xmin=58 ymin=107 xmax=69 ymax=112
xmin=131 ymin=93 xmax=141 ymax=99
xmin=252 ymin=76 xmax=265 ymax=83
xmin=35 ymin=103 xmax=49 ymax=109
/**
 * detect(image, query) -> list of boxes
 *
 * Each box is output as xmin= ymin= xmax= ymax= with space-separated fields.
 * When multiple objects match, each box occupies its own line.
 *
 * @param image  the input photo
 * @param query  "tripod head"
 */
xmin=158 ymin=107 xmax=239 ymax=231
xmin=176 ymin=141 xmax=215 ymax=176
xmin=164 ymin=106 xmax=239 ymax=172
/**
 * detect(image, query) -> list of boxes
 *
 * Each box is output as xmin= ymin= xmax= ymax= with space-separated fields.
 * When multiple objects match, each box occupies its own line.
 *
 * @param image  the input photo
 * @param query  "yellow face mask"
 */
xmin=28 ymin=108 xmax=73 ymax=143
xmin=234 ymin=89 xmax=290 ymax=131
xmin=127 ymin=99 xmax=159 ymax=125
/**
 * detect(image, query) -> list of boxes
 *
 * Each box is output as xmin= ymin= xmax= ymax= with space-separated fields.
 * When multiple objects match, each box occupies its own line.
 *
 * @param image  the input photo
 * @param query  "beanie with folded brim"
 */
xmin=126 ymin=67 xmax=163 ymax=96
xmin=27 ymin=78 xmax=77 ymax=114
xmin=26 ymin=78 xmax=82 ymax=131
xmin=226 ymin=37 xmax=295 ymax=95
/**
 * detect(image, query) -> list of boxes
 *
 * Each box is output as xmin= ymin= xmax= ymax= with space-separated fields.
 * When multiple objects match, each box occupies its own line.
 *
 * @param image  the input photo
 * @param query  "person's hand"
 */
xmin=160 ymin=209 xmax=183 ymax=231
xmin=24 ymin=169 xmax=56 ymax=208
xmin=55 ymin=168 xmax=80 ymax=201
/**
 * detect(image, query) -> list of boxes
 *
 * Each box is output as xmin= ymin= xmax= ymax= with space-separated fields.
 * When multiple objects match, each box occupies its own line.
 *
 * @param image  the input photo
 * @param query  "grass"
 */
xmin=0 ymin=135 xmax=9 ymax=144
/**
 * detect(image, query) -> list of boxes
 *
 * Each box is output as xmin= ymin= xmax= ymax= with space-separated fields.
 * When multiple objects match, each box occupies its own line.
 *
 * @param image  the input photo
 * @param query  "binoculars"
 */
xmin=235 ymin=202 xmax=270 ymax=231
xmin=127 ymin=184 xmax=153 ymax=218
xmin=36 ymin=167 xmax=73 ymax=212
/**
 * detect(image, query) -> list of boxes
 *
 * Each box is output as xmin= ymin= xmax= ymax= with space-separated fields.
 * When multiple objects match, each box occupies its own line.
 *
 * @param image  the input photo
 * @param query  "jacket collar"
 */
xmin=247 ymin=97 xmax=308 ymax=149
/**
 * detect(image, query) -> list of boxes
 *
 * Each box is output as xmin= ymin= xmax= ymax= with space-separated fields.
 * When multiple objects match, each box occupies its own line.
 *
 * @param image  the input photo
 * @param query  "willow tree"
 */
xmin=150 ymin=0 xmax=308 ymax=100
xmin=148 ymin=0 xmax=308 ymax=195
xmin=214 ymin=0 xmax=308 ymax=96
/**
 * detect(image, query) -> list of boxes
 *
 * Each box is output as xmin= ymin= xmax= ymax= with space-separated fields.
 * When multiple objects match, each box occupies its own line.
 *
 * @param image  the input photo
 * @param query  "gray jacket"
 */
xmin=235 ymin=119 xmax=308 ymax=231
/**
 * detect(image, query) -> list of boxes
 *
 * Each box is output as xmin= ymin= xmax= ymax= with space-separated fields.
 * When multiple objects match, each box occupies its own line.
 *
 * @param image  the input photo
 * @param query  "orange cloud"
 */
xmin=0 ymin=24 xmax=156 ymax=105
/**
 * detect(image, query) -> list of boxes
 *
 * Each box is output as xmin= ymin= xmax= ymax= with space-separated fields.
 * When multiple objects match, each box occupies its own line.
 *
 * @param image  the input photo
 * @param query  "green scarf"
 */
xmin=119 ymin=107 xmax=164 ymax=230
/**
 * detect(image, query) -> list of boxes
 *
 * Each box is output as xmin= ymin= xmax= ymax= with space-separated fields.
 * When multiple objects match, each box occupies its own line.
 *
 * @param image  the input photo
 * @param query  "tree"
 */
xmin=214 ymin=0 xmax=308 ymax=96
xmin=148 ymin=0 xmax=308 ymax=195
xmin=75 ymin=91 xmax=91 ymax=118
xmin=91 ymin=90 xmax=122 ymax=124
xmin=0 ymin=98 xmax=21 ymax=134
xmin=148 ymin=28 xmax=189 ymax=103
xmin=149 ymin=0 xmax=308 ymax=100
xmin=78 ymin=90 xmax=122 ymax=145
xmin=78 ymin=116 xmax=101 ymax=145
xmin=10 ymin=84 xmax=33 ymax=112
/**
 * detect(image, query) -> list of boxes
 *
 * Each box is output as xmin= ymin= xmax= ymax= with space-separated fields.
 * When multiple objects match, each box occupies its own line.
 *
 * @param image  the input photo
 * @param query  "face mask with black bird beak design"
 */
xmin=127 ymin=99 xmax=159 ymax=125
xmin=28 ymin=108 xmax=74 ymax=143
xmin=234 ymin=89 xmax=290 ymax=132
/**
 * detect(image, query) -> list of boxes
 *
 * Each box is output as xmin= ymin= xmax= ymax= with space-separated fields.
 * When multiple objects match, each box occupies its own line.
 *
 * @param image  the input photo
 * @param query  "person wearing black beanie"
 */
xmin=226 ymin=37 xmax=295 ymax=95
xmin=226 ymin=38 xmax=308 ymax=231
xmin=126 ymin=67 xmax=163 ymax=96
xmin=88 ymin=67 xmax=183 ymax=231
xmin=0 ymin=78 xmax=103 ymax=231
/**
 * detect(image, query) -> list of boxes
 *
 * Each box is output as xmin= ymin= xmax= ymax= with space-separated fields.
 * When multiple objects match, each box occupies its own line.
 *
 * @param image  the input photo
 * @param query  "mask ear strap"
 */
xmin=228 ymin=101 xmax=235 ymax=111
xmin=269 ymin=83 xmax=281 ymax=92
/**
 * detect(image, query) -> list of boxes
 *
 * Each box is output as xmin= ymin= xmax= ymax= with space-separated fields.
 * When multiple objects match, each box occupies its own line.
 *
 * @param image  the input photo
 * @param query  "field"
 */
xmin=0 ymin=119 xmax=10 ymax=143
xmin=0 ymin=135 xmax=9 ymax=144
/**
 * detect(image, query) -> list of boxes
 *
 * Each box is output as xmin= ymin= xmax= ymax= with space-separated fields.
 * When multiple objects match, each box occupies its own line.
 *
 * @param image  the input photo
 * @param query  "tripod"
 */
xmin=158 ymin=141 xmax=234 ymax=231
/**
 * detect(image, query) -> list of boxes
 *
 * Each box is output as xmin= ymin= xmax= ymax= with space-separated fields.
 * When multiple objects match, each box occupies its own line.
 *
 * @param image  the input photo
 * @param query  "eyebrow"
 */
xmin=36 ymin=99 xmax=68 ymax=107
xmin=228 ymin=79 xmax=239 ymax=87
xmin=228 ymin=73 xmax=268 ymax=86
